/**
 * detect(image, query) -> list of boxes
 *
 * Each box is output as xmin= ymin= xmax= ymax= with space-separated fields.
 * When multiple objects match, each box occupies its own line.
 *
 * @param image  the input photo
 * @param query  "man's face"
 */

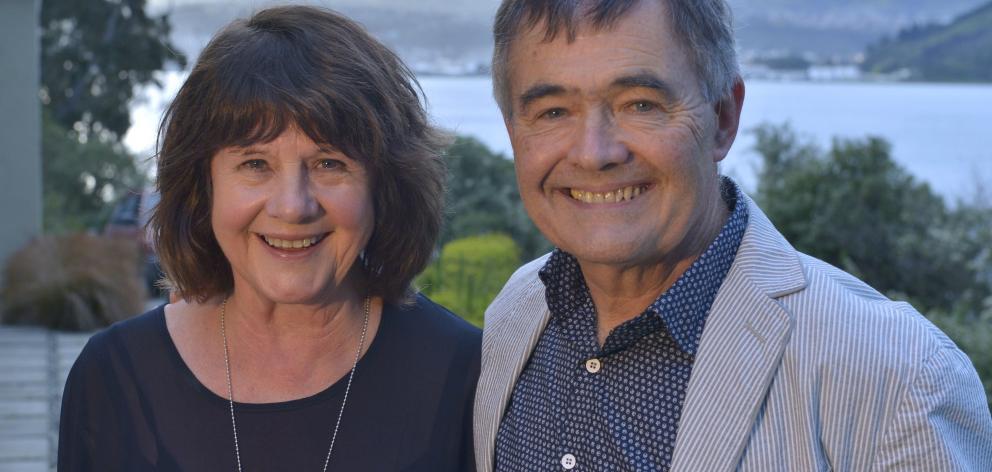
xmin=505 ymin=0 xmax=738 ymax=271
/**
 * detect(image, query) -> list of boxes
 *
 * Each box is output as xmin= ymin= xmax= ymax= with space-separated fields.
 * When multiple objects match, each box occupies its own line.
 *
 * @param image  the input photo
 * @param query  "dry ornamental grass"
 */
xmin=1 ymin=233 xmax=146 ymax=331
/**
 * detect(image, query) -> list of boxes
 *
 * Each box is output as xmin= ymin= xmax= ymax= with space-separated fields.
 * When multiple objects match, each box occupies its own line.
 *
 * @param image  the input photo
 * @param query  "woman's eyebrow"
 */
xmin=233 ymin=147 xmax=267 ymax=156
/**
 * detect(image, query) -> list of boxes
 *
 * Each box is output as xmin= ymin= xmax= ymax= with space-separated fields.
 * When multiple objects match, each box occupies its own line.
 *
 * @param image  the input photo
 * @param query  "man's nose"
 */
xmin=566 ymin=109 xmax=630 ymax=170
xmin=267 ymin=169 xmax=319 ymax=223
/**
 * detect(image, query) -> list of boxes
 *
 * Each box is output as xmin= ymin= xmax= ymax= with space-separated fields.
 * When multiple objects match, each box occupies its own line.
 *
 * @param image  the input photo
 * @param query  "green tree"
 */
xmin=42 ymin=112 xmax=146 ymax=233
xmin=41 ymin=0 xmax=186 ymax=139
xmin=442 ymin=136 xmax=551 ymax=260
xmin=752 ymin=123 xmax=978 ymax=313
xmin=39 ymin=0 xmax=184 ymax=232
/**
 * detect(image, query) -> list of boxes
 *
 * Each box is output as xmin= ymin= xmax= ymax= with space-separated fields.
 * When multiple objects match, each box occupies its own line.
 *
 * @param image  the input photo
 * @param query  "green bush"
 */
xmin=442 ymin=136 xmax=551 ymax=260
xmin=419 ymin=233 xmax=521 ymax=327
xmin=1 ymin=233 xmax=146 ymax=331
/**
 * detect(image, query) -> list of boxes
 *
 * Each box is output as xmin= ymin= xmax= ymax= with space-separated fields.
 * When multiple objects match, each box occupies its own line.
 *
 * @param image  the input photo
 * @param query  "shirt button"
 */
xmin=585 ymin=358 xmax=601 ymax=374
xmin=561 ymin=453 xmax=577 ymax=469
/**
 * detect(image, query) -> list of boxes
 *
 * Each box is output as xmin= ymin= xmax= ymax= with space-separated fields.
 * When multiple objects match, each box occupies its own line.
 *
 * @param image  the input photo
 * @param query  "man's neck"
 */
xmin=580 ymin=200 xmax=731 ymax=345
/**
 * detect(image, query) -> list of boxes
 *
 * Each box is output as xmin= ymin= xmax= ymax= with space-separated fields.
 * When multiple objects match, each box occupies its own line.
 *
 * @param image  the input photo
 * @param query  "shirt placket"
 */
xmin=553 ymin=300 xmax=615 ymax=471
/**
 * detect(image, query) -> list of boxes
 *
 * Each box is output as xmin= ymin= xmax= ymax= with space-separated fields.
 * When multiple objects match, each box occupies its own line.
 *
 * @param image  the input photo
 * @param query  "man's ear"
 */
xmin=712 ymin=78 xmax=745 ymax=163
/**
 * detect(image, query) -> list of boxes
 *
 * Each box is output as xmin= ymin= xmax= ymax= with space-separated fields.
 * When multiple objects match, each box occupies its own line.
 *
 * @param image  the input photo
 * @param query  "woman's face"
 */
xmin=210 ymin=127 xmax=374 ymax=305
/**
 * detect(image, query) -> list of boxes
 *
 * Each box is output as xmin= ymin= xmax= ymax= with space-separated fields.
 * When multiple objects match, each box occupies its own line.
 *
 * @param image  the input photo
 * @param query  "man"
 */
xmin=474 ymin=0 xmax=992 ymax=470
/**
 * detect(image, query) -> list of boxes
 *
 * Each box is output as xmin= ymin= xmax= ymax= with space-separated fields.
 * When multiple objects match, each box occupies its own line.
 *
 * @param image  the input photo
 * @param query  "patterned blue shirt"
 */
xmin=494 ymin=179 xmax=749 ymax=472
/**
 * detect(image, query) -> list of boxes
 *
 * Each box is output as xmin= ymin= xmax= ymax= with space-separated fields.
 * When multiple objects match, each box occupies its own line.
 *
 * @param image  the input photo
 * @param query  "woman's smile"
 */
xmin=258 ymin=232 xmax=329 ymax=250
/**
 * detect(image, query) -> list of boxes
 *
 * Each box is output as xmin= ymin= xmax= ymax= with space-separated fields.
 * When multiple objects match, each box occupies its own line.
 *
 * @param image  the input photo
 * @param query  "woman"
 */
xmin=57 ymin=6 xmax=479 ymax=471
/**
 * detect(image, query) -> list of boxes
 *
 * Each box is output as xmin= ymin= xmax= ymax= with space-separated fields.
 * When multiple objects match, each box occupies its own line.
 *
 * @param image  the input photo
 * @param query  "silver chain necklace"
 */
xmin=220 ymin=296 xmax=371 ymax=472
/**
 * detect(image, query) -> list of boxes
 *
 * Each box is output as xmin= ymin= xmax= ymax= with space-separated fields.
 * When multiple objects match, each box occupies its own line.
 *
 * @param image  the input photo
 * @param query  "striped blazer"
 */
xmin=474 ymin=196 xmax=992 ymax=471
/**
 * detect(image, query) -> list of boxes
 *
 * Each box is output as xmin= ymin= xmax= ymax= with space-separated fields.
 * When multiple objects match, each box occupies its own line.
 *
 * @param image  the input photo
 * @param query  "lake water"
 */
xmin=126 ymin=74 xmax=992 ymax=201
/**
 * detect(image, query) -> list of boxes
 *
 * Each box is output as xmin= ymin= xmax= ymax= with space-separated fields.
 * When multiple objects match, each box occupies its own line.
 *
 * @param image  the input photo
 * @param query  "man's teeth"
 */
xmin=569 ymin=185 xmax=645 ymax=204
xmin=262 ymin=235 xmax=322 ymax=249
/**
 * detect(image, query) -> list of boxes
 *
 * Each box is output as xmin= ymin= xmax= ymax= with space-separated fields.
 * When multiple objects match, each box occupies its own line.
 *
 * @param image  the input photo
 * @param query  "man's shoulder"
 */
xmin=484 ymin=254 xmax=550 ymax=326
xmin=507 ymin=253 xmax=551 ymax=286
xmin=784 ymin=252 xmax=957 ymax=371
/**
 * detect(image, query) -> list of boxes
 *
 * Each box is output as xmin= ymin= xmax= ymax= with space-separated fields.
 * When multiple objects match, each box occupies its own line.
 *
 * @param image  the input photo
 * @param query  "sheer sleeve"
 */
xmin=57 ymin=331 xmax=156 ymax=471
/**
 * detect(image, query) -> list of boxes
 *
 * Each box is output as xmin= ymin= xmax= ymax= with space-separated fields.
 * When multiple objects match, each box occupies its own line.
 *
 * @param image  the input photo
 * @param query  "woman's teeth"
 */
xmin=262 ymin=235 xmax=323 ymax=249
xmin=568 ymin=185 xmax=647 ymax=204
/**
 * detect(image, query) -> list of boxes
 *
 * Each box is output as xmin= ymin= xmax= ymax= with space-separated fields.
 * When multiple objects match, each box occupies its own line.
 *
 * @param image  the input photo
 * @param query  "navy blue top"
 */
xmin=494 ymin=179 xmax=749 ymax=471
xmin=58 ymin=294 xmax=480 ymax=471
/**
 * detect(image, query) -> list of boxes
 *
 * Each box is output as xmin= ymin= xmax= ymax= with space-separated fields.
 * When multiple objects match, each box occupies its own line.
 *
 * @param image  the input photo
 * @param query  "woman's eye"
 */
xmin=317 ymin=159 xmax=344 ymax=170
xmin=241 ymin=159 xmax=268 ymax=171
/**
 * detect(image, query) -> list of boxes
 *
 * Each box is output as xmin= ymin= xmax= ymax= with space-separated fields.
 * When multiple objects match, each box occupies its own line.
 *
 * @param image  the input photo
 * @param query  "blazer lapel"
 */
xmin=474 ymin=266 xmax=551 ymax=472
xmin=671 ymin=198 xmax=807 ymax=471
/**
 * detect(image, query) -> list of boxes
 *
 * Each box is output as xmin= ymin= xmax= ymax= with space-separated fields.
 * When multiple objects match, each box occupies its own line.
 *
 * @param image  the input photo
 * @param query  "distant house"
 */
xmin=808 ymin=65 xmax=862 ymax=81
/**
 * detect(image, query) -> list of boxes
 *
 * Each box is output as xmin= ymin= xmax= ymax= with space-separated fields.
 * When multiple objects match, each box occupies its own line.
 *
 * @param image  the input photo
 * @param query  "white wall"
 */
xmin=0 ymin=0 xmax=42 ymax=289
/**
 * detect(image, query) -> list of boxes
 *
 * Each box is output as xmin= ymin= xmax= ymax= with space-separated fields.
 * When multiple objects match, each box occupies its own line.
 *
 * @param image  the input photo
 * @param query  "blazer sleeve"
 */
xmin=872 ymin=345 xmax=992 ymax=471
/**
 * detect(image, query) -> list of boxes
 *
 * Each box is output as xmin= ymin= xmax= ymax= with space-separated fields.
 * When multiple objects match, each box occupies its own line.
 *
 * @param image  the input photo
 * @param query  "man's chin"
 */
xmin=558 ymin=242 xmax=655 ymax=270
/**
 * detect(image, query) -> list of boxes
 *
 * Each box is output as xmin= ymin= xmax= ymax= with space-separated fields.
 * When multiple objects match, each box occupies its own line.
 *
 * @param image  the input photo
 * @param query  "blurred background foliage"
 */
xmin=40 ymin=0 xmax=184 ymax=234
xmin=41 ymin=110 xmax=146 ymax=233
xmin=418 ymin=233 xmax=521 ymax=327
xmin=440 ymin=136 xmax=551 ymax=260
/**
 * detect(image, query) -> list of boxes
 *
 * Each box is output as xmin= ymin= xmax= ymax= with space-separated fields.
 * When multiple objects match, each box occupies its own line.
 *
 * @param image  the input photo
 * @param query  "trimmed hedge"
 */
xmin=419 ymin=233 xmax=521 ymax=327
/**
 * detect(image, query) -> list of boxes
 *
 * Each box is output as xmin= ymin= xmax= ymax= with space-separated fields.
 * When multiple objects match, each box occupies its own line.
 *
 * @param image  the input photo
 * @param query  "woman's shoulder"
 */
xmin=373 ymin=293 xmax=480 ymax=377
xmin=386 ymin=293 xmax=481 ymax=344
xmin=72 ymin=305 xmax=168 ymax=370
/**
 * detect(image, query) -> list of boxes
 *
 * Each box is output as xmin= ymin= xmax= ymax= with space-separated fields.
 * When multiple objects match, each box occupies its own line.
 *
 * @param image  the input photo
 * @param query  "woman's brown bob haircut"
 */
xmin=152 ymin=5 xmax=447 ymax=303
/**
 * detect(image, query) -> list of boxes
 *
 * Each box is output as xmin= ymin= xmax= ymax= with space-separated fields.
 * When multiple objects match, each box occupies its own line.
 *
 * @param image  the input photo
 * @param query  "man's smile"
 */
xmin=566 ymin=184 xmax=651 ymax=204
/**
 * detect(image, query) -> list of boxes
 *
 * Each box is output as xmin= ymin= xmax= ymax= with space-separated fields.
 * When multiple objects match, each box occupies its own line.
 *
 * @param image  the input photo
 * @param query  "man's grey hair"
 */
xmin=492 ymin=0 xmax=740 ymax=116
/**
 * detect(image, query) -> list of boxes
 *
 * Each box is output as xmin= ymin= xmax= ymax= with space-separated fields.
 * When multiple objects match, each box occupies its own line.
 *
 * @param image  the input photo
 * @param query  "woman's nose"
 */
xmin=266 ymin=168 xmax=320 ymax=223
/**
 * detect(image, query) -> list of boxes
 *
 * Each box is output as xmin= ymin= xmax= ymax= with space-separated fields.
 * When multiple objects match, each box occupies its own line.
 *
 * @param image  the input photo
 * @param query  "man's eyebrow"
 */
xmin=610 ymin=72 xmax=674 ymax=97
xmin=518 ymin=83 xmax=567 ymax=111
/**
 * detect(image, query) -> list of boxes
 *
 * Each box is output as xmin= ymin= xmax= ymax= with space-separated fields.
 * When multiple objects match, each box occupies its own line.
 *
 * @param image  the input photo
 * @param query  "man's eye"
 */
xmin=539 ymin=108 xmax=567 ymax=120
xmin=628 ymin=101 xmax=658 ymax=113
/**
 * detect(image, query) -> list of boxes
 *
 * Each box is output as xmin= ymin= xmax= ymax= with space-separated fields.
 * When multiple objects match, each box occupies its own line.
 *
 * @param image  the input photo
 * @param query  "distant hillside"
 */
xmin=163 ymin=1 xmax=492 ymax=72
xmin=154 ymin=0 xmax=988 ymax=72
xmin=862 ymin=1 xmax=992 ymax=81
xmin=728 ymin=0 xmax=985 ymax=56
